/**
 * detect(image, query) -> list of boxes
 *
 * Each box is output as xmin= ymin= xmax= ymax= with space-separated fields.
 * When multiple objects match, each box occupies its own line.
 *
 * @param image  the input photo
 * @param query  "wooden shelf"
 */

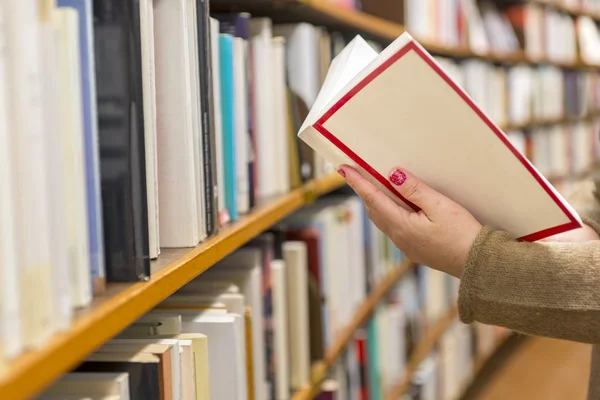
xmin=384 ymin=306 xmax=460 ymax=400
xmin=291 ymin=260 xmax=416 ymax=400
xmin=213 ymin=0 xmax=599 ymax=70
xmin=0 ymin=173 xmax=345 ymax=400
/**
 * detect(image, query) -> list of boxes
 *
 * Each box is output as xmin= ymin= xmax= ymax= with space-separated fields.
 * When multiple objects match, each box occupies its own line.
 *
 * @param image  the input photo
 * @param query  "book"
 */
xmin=42 ymin=372 xmax=130 ymax=399
xmin=196 ymin=0 xmax=219 ymax=237
xmin=138 ymin=0 xmax=161 ymax=259
xmin=298 ymin=33 xmax=582 ymax=241
xmin=153 ymin=0 xmax=199 ymax=248
xmin=57 ymin=0 xmax=107 ymax=290
xmin=93 ymin=0 xmax=150 ymax=281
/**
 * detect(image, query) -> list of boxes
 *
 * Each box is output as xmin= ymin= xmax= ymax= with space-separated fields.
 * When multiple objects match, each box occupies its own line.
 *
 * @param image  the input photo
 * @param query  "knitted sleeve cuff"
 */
xmin=457 ymin=225 xmax=497 ymax=325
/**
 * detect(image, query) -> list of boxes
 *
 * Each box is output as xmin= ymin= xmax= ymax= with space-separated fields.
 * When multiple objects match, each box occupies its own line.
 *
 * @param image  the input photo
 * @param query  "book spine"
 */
xmin=197 ymin=0 xmax=218 ymax=236
xmin=94 ymin=0 xmax=150 ymax=281
xmin=219 ymin=34 xmax=238 ymax=221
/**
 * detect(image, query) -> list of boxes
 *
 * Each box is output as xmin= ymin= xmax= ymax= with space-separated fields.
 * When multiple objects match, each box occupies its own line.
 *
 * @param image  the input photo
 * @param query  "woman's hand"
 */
xmin=338 ymin=165 xmax=481 ymax=278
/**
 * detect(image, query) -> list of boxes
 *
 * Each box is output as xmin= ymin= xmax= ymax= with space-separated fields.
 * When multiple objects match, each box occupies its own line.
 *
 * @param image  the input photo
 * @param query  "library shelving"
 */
xmin=292 ymin=260 xmax=416 ymax=400
xmin=214 ymin=0 xmax=599 ymax=69
xmin=530 ymin=0 xmax=600 ymax=20
xmin=384 ymin=306 xmax=460 ymax=400
xmin=0 ymin=174 xmax=346 ymax=400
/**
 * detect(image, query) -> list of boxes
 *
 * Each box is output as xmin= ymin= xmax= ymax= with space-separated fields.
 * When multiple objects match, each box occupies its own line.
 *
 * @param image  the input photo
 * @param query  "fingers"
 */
xmin=388 ymin=168 xmax=448 ymax=216
xmin=339 ymin=165 xmax=409 ymax=223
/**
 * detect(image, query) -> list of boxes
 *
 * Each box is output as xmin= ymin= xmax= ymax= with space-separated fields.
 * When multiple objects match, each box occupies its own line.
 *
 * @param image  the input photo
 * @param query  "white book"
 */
xmin=282 ymin=242 xmax=310 ymax=390
xmin=249 ymin=18 xmax=278 ymax=198
xmin=232 ymin=37 xmax=250 ymax=213
xmin=55 ymin=7 xmax=93 ymax=309
xmin=271 ymin=37 xmax=290 ymax=196
xmin=299 ymin=32 xmax=581 ymax=241
xmin=199 ymin=249 xmax=267 ymax=400
xmin=0 ymin=1 xmax=22 ymax=359
xmin=210 ymin=18 xmax=228 ymax=224
xmin=181 ymin=313 xmax=246 ymax=400
xmin=187 ymin=0 xmax=207 ymax=241
xmin=40 ymin=12 xmax=73 ymax=331
xmin=178 ymin=339 xmax=197 ymax=400
xmin=271 ymin=260 xmax=290 ymax=400
xmin=6 ymin=0 xmax=56 ymax=347
xmin=43 ymin=372 xmax=130 ymax=399
xmin=154 ymin=0 xmax=199 ymax=247
xmin=140 ymin=0 xmax=160 ymax=258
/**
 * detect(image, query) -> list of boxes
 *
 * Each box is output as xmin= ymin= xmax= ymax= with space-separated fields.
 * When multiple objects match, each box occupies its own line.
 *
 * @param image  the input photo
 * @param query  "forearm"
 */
xmin=459 ymin=226 xmax=600 ymax=343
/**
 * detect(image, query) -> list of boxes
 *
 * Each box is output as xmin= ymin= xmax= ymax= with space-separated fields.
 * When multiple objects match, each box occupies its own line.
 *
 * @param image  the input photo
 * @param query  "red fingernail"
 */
xmin=390 ymin=169 xmax=406 ymax=186
xmin=337 ymin=168 xmax=346 ymax=177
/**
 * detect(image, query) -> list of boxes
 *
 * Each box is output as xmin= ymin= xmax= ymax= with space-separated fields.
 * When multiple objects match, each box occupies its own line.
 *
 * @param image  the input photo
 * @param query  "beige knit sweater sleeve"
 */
xmin=459 ymin=177 xmax=600 ymax=344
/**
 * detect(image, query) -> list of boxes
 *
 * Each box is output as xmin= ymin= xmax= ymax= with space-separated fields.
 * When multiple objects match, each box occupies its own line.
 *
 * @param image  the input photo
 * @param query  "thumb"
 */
xmin=388 ymin=168 xmax=448 ymax=216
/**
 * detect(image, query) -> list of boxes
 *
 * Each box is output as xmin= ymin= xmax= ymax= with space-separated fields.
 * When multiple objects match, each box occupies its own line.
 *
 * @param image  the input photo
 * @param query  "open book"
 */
xmin=298 ymin=32 xmax=581 ymax=241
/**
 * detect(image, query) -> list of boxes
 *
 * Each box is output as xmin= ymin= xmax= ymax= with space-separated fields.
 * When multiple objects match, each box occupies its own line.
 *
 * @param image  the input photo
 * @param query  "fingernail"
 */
xmin=337 ymin=168 xmax=346 ymax=177
xmin=390 ymin=169 xmax=406 ymax=186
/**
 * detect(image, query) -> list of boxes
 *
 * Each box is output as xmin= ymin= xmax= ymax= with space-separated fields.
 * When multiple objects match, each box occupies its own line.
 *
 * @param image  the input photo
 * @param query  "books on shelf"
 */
xmin=298 ymin=32 xmax=583 ymax=241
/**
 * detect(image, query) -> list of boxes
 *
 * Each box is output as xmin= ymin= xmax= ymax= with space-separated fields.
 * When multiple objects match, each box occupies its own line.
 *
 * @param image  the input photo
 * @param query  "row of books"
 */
xmin=437 ymin=56 xmax=600 ymax=128
xmin=32 ymin=193 xmax=510 ymax=400
xmin=0 ymin=0 xmax=358 ymax=365
xmin=507 ymin=119 xmax=600 ymax=179
xmin=359 ymin=0 xmax=600 ymax=64
xmin=543 ymin=0 xmax=600 ymax=13
xmin=29 ymin=195 xmax=383 ymax=400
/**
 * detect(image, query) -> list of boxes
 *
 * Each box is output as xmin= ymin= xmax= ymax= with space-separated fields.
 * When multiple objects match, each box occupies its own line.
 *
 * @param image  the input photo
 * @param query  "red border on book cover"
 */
xmin=312 ymin=40 xmax=581 ymax=242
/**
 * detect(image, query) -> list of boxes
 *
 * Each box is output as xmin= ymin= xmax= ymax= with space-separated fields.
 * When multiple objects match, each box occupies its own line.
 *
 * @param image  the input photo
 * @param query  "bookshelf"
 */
xmin=214 ymin=0 xmax=598 ymax=69
xmin=530 ymin=0 xmax=600 ymax=20
xmin=292 ymin=260 xmax=416 ymax=400
xmin=0 ymin=174 xmax=345 ymax=400
xmin=384 ymin=306 xmax=460 ymax=400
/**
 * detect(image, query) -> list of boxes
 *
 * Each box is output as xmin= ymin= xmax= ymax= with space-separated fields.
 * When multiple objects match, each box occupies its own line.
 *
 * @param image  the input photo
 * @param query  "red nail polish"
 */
xmin=337 ymin=168 xmax=346 ymax=177
xmin=390 ymin=169 xmax=406 ymax=186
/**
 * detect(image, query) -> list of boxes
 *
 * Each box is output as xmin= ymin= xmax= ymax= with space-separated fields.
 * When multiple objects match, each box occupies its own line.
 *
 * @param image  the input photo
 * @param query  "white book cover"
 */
xmin=271 ymin=37 xmax=290 ymax=196
xmin=154 ymin=0 xmax=199 ymax=247
xmin=271 ymin=259 xmax=290 ymax=400
xmin=187 ymin=0 xmax=207 ymax=241
xmin=55 ymin=7 xmax=93 ymax=309
xmin=249 ymin=18 xmax=278 ymax=198
xmin=232 ymin=37 xmax=250 ymax=213
xmin=181 ymin=313 xmax=246 ymax=400
xmin=140 ymin=0 xmax=160 ymax=258
xmin=178 ymin=339 xmax=197 ymax=400
xmin=299 ymin=33 xmax=581 ymax=241
xmin=39 ymin=15 xmax=73 ymax=331
xmin=210 ymin=18 xmax=229 ymax=224
xmin=201 ymin=249 xmax=267 ymax=400
xmin=0 ymin=1 xmax=22 ymax=359
xmin=282 ymin=242 xmax=310 ymax=390
xmin=6 ymin=0 xmax=57 ymax=346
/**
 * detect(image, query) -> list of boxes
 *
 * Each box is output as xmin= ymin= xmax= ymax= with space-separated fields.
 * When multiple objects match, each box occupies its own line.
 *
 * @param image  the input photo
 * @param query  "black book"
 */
xmin=93 ymin=0 xmax=150 ymax=281
xmin=76 ymin=353 xmax=161 ymax=400
xmin=197 ymin=0 xmax=219 ymax=236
